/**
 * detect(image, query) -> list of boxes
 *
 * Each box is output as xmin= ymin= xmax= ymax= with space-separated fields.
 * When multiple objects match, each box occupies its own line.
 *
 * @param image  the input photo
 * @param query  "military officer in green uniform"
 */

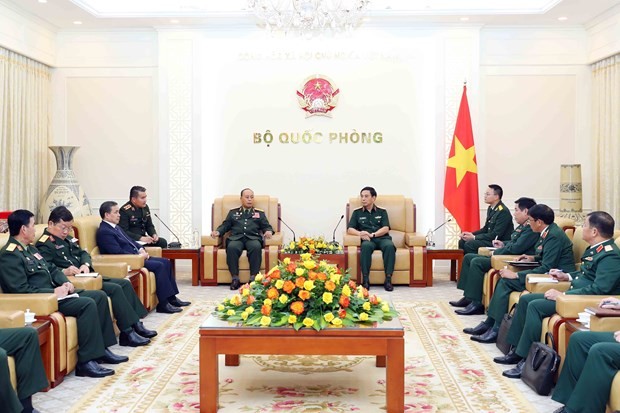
xmin=458 ymin=184 xmax=514 ymax=254
xmin=552 ymin=297 xmax=620 ymax=413
xmin=451 ymin=197 xmax=539 ymax=315
xmin=119 ymin=186 xmax=167 ymax=248
xmin=498 ymin=211 xmax=620 ymax=378
xmin=210 ymin=188 xmax=274 ymax=290
xmin=0 ymin=210 xmax=128 ymax=378
xmin=347 ymin=186 xmax=396 ymax=292
xmin=1 ymin=327 xmax=48 ymax=413
xmin=36 ymin=206 xmax=156 ymax=347
xmin=467 ymin=204 xmax=576 ymax=343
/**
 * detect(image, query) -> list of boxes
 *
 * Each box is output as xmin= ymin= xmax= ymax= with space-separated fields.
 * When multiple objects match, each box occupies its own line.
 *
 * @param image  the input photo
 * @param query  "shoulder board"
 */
xmin=354 ymin=206 xmax=363 ymax=211
xmin=604 ymin=245 xmax=613 ymax=252
xmin=231 ymin=207 xmax=242 ymax=211
xmin=38 ymin=234 xmax=49 ymax=243
xmin=123 ymin=204 xmax=132 ymax=210
xmin=254 ymin=208 xmax=264 ymax=212
xmin=6 ymin=243 xmax=17 ymax=252
xmin=497 ymin=205 xmax=503 ymax=211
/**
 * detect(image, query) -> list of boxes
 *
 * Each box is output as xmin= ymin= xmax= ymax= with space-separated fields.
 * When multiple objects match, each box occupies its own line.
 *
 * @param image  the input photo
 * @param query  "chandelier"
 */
xmin=248 ymin=0 xmax=370 ymax=36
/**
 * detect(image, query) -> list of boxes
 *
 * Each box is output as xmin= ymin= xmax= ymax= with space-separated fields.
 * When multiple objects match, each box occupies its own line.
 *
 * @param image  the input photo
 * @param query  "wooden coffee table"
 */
xmin=162 ymin=247 xmax=202 ymax=286
xmin=199 ymin=315 xmax=404 ymax=413
xmin=424 ymin=248 xmax=464 ymax=286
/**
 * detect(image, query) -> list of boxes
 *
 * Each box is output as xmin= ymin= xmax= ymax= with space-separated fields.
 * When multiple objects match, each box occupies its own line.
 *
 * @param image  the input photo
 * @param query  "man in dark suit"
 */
xmin=210 ymin=188 xmax=274 ymax=290
xmin=96 ymin=201 xmax=190 ymax=314
xmin=0 ymin=210 xmax=127 ymax=378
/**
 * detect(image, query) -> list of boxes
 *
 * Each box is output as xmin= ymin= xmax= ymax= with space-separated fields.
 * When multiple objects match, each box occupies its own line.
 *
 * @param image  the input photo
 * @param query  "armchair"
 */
xmin=344 ymin=195 xmax=426 ymax=286
xmin=201 ymin=195 xmax=281 ymax=285
xmin=0 ymin=310 xmax=24 ymax=390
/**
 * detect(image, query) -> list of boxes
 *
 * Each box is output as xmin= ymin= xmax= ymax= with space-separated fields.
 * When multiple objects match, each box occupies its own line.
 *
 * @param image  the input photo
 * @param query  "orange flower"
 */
xmin=338 ymin=308 xmax=347 ymax=318
xmin=339 ymin=295 xmax=350 ymax=308
xmin=290 ymin=301 xmax=305 ymax=315
xmin=295 ymin=277 xmax=306 ymax=288
xmin=308 ymin=271 xmax=317 ymax=280
xmin=269 ymin=269 xmax=281 ymax=279
xmin=362 ymin=288 xmax=369 ymax=298
xmin=287 ymin=263 xmax=297 ymax=273
xmin=309 ymin=248 xmax=315 ymax=254
xmin=261 ymin=305 xmax=271 ymax=316
xmin=298 ymin=290 xmax=311 ymax=301
xmin=317 ymin=272 xmax=327 ymax=281
xmin=267 ymin=287 xmax=279 ymax=300
xmin=369 ymin=295 xmax=379 ymax=305
xmin=324 ymin=280 xmax=336 ymax=291
xmin=348 ymin=280 xmax=357 ymax=289
xmin=282 ymin=280 xmax=295 ymax=294
xmin=247 ymin=295 xmax=256 ymax=305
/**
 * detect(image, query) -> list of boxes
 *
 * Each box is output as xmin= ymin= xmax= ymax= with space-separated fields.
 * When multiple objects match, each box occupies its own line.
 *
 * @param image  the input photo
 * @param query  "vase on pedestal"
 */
xmin=38 ymin=146 xmax=91 ymax=223
xmin=559 ymin=164 xmax=584 ymax=224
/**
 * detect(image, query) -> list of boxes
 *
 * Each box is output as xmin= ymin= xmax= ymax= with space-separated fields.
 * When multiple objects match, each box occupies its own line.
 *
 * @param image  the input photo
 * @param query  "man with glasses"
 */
xmin=36 ymin=206 xmax=156 ymax=347
xmin=458 ymin=184 xmax=514 ymax=254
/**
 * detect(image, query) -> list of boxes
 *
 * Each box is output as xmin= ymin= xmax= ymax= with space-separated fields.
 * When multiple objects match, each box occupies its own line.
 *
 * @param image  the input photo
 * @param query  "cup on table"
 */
xmin=24 ymin=309 xmax=36 ymax=325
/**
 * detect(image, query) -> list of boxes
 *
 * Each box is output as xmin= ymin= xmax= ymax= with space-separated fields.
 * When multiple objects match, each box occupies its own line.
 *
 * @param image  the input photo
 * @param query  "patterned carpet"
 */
xmin=68 ymin=299 xmax=534 ymax=413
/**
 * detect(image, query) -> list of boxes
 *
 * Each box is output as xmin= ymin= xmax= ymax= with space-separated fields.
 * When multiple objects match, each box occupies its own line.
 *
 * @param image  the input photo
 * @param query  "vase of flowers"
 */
xmin=215 ymin=253 xmax=398 ymax=331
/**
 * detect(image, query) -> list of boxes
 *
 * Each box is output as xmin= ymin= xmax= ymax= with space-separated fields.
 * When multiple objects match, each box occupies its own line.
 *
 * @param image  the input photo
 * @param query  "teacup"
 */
xmin=24 ymin=313 xmax=36 ymax=324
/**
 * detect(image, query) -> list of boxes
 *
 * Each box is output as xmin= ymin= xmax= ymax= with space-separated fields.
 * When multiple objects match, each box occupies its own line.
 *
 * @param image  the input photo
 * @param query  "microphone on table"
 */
xmin=432 ymin=218 xmax=452 ymax=233
xmin=426 ymin=218 xmax=452 ymax=247
xmin=332 ymin=214 xmax=345 ymax=243
xmin=153 ymin=213 xmax=182 ymax=248
xmin=278 ymin=217 xmax=296 ymax=242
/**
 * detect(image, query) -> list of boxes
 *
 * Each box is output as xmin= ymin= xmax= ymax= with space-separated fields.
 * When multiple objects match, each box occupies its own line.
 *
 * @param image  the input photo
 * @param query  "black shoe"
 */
xmin=133 ymin=321 xmax=157 ymax=338
xmin=96 ymin=348 xmax=129 ymax=364
xmin=384 ymin=278 xmax=393 ymax=292
xmin=502 ymin=359 xmax=525 ymax=378
xmin=119 ymin=330 xmax=150 ymax=347
xmin=471 ymin=328 xmax=498 ymax=343
xmin=362 ymin=277 xmax=370 ymax=290
xmin=169 ymin=297 xmax=191 ymax=307
xmin=449 ymin=297 xmax=472 ymax=308
xmin=76 ymin=360 xmax=115 ymax=378
xmin=494 ymin=348 xmax=523 ymax=365
xmin=156 ymin=302 xmax=182 ymax=314
xmin=230 ymin=278 xmax=241 ymax=290
xmin=463 ymin=321 xmax=490 ymax=335
xmin=455 ymin=302 xmax=485 ymax=316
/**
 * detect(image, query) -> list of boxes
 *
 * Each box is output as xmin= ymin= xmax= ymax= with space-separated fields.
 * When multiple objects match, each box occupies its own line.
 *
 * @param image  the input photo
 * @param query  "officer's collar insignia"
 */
xmin=49 ymin=235 xmax=55 ymax=242
xmin=17 ymin=245 xmax=23 ymax=251
xmin=6 ymin=243 xmax=16 ymax=252
xmin=497 ymin=205 xmax=503 ymax=211
xmin=38 ymin=234 xmax=49 ymax=243
xmin=585 ymin=256 xmax=593 ymax=261
xmin=605 ymin=245 xmax=613 ymax=252
xmin=596 ymin=244 xmax=604 ymax=253
xmin=70 ymin=238 xmax=78 ymax=243
xmin=541 ymin=230 xmax=548 ymax=239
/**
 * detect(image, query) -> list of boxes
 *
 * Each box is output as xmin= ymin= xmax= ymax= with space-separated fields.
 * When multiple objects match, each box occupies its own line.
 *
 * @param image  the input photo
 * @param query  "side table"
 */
xmin=30 ymin=319 xmax=52 ymax=390
xmin=424 ymin=248 xmax=464 ymax=287
xmin=162 ymin=247 xmax=202 ymax=286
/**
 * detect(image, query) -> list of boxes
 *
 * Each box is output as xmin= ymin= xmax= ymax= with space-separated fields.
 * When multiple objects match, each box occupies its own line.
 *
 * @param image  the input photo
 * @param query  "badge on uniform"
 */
xmin=585 ymin=256 xmax=593 ymax=261
xmin=55 ymin=244 xmax=64 ymax=249
xmin=605 ymin=245 xmax=613 ymax=252
xmin=34 ymin=252 xmax=44 ymax=260
xmin=252 ymin=212 xmax=260 ymax=219
xmin=71 ymin=238 xmax=78 ymax=243
xmin=596 ymin=245 xmax=604 ymax=253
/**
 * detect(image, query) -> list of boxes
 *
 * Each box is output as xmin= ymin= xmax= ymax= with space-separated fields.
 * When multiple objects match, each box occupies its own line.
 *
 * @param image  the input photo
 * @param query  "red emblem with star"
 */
xmin=296 ymin=75 xmax=340 ymax=117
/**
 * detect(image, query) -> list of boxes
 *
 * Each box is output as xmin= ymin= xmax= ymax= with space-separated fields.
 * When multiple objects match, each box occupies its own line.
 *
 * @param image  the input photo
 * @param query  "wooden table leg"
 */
xmin=426 ymin=257 xmax=433 ymax=287
xmin=450 ymin=259 xmax=457 ymax=281
xmin=200 ymin=337 xmax=218 ymax=413
xmin=225 ymin=354 xmax=240 ymax=366
xmin=386 ymin=337 xmax=405 ymax=413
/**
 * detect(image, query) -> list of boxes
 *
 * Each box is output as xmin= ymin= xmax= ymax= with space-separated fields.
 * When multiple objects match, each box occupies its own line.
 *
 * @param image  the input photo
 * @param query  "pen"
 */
xmin=494 ymin=236 xmax=498 ymax=241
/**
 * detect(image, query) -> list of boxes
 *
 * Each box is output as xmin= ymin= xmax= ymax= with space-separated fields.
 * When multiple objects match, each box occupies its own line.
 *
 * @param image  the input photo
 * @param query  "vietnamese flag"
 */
xmin=443 ymin=85 xmax=480 ymax=231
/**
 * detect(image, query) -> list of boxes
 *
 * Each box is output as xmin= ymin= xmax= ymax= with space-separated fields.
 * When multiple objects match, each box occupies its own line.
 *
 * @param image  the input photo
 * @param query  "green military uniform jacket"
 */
xmin=566 ymin=239 xmax=620 ymax=295
xmin=35 ymin=229 xmax=92 ymax=270
xmin=494 ymin=223 xmax=538 ymax=255
xmin=0 ymin=237 xmax=77 ymax=294
xmin=473 ymin=201 xmax=514 ymax=241
xmin=216 ymin=207 xmax=274 ymax=242
xmin=517 ymin=222 xmax=575 ymax=282
xmin=119 ymin=201 xmax=157 ymax=241
xmin=347 ymin=206 xmax=392 ymax=239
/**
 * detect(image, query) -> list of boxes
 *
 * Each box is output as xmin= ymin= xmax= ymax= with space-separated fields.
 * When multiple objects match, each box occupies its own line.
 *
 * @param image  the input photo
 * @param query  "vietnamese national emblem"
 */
xmin=296 ymin=75 xmax=339 ymax=117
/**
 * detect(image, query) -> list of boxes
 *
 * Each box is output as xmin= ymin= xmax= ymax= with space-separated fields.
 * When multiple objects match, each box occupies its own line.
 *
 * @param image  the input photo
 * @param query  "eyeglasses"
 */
xmin=483 ymin=192 xmax=495 ymax=196
xmin=54 ymin=223 xmax=73 ymax=233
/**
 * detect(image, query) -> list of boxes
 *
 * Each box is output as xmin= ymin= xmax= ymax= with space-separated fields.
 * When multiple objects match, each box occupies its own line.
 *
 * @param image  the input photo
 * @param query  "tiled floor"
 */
xmin=32 ymin=268 xmax=562 ymax=412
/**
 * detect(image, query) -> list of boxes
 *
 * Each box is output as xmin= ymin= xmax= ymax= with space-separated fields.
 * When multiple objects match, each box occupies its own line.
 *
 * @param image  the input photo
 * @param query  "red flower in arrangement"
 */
xmin=290 ymin=301 xmax=305 ymax=315
xmin=348 ymin=280 xmax=357 ymax=289
xmin=369 ymin=295 xmax=379 ymax=305
xmin=298 ymin=290 xmax=311 ymax=301
xmin=282 ymin=280 xmax=295 ymax=294
xmin=338 ymin=308 xmax=347 ymax=318
xmin=339 ymin=295 xmax=350 ymax=308
xmin=267 ymin=287 xmax=279 ymax=300
xmin=270 ymin=268 xmax=281 ymax=279
xmin=261 ymin=305 xmax=272 ymax=316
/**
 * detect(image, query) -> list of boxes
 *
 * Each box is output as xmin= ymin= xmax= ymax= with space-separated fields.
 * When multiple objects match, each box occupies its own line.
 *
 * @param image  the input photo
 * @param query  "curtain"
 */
xmin=0 ymin=47 xmax=51 ymax=216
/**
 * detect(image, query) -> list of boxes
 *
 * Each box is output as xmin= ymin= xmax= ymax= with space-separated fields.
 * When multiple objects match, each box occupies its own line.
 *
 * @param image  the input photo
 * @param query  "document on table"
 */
xmin=527 ymin=277 xmax=558 ymax=284
xmin=74 ymin=272 xmax=99 ymax=277
xmin=58 ymin=293 xmax=80 ymax=301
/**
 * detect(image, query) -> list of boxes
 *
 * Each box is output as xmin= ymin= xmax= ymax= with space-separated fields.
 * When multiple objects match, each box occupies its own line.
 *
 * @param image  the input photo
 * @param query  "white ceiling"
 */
xmin=3 ymin=0 xmax=620 ymax=30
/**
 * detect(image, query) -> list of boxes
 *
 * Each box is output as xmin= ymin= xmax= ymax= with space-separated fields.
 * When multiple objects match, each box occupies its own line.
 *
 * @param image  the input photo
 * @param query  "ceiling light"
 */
xmin=73 ymin=20 xmax=83 ymax=25
xmin=460 ymin=17 xmax=469 ymax=21
xmin=557 ymin=16 xmax=567 ymax=21
xmin=170 ymin=19 xmax=180 ymax=23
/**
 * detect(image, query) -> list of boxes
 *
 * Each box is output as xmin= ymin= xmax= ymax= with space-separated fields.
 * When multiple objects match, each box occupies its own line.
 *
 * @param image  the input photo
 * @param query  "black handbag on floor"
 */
xmin=520 ymin=332 xmax=561 ymax=396
xmin=495 ymin=303 xmax=517 ymax=355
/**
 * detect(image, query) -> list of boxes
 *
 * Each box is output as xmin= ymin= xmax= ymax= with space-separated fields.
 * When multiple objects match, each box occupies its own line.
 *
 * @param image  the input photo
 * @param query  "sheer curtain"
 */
xmin=0 ymin=47 xmax=51 ymax=215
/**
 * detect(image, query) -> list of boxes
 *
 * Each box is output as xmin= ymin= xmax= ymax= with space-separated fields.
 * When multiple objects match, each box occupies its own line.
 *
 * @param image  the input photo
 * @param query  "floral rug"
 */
xmin=69 ymin=301 xmax=534 ymax=413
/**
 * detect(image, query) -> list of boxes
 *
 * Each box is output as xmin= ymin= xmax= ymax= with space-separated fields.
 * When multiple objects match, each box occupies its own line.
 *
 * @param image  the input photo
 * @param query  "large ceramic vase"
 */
xmin=559 ymin=164 xmax=584 ymax=224
xmin=38 ymin=146 xmax=91 ymax=222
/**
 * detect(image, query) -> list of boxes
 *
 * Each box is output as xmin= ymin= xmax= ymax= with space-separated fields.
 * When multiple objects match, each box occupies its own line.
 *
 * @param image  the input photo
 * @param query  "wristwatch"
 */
xmin=372 ymin=233 xmax=375 ymax=238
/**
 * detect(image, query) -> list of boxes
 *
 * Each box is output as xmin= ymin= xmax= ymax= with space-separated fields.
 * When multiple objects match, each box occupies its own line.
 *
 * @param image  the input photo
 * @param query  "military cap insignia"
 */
xmin=38 ymin=234 xmax=49 ymax=243
xmin=6 ymin=243 xmax=16 ymax=252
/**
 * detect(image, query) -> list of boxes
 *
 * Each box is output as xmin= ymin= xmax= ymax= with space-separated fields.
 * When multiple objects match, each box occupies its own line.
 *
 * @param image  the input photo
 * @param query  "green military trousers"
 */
xmin=226 ymin=238 xmax=263 ymax=279
xmin=458 ymin=238 xmax=493 ymax=254
xmin=360 ymin=238 xmax=396 ymax=279
xmin=0 ymin=327 xmax=49 ymax=413
xmin=487 ymin=277 xmax=526 ymax=325
xmin=456 ymin=253 xmax=492 ymax=302
xmin=102 ymin=277 xmax=147 ymax=331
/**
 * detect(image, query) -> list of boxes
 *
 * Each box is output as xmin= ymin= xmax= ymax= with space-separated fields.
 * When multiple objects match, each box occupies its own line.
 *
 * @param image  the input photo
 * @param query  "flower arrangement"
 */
xmin=215 ymin=253 xmax=398 ymax=331
xmin=281 ymin=236 xmax=342 ymax=255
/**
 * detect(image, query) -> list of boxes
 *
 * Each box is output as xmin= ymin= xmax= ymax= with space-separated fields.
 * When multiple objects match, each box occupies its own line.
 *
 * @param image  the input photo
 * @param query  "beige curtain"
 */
xmin=0 ymin=47 xmax=51 ymax=216
xmin=592 ymin=54 xmax=620 ymax=222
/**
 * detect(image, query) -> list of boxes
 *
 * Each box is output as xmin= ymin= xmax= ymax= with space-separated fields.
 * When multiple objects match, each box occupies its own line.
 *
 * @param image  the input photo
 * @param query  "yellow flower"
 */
xmin=363 ymin=302 xmax=371 ymax=311
xmin=324 ymin=312 xmax=335 ymax=322
xmin=231 ymin=294 xmax=242 ymax=306
xmin=283 ymin=257 xmax=291 ymax=265
xmin=342 ymin=284 xmax=351 ymax=297
xmin=275 ymin=279 xmax=284 ymax=289
xmin=300 ymin=252 xmax=311 ymax=261
xmin=246 ymin=306 xmax=254 ymax=314
xmin=250 ymin=281 xmax=256 ymax=287
xmin=359 ymin=312 xmax=369 ymax=321
xmin=288 ymin=241 xmax=295 ymax=250
xmin=331 ymin=318 xmax=343 ymax=326
xmin=381 ymin=304 xmax=390 ymax=312
xmin=217 ymin=304 xmax=225 ymax=311
xmin=304 ymin=280 xmax=315 ymax=291
xmin=322 ymin=292 xmax=333 ymax=304
xmin=302 ymin=318 xmax=315 ymax=328
xmin=260 ymin=316 xmax=271 ymax=326
xmin=295 ymin=268 xmax=305 ymax=276
xmin=330 ymin=273 xmax=342 ymax=284
xmin=357 ymin=290 xmax=364 ymax=299
xmin=255 ymin=274 xmax=263 ymax=282
xmin=376 ymin=296 xmax=382 ymax=303
xmin=319 ymin=260 xmax=328 ymax=267
xmin=226 ymin=309 xmax=235 ymax=316
xmin=241 ymin=312 xmax=249 ymax=320
xmin=303 ymin=260 xmax=316 ymax=270
xmin=241 ymin=287 xmax=249 ymax=297
xmin=288 ymin=315 xmax=297 ymax=324
xmin=279 ymin=294 xmax=288 ymax=305
xmin=263 ymin=298 xmax=272 ymax=306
